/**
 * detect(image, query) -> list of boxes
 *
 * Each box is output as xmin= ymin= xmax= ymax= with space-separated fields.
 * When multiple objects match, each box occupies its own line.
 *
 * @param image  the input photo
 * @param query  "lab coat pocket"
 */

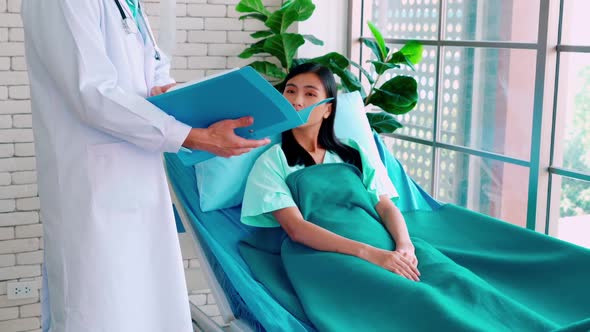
xmin=87 ymin=141 xmax=143 ymax=216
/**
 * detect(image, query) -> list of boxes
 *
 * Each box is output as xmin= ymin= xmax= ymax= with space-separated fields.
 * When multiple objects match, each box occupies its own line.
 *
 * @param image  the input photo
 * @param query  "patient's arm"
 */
xmin=375 ymin=196 xmax=419 ymax=268
xmin=273 ymin=207 xmax=420 ymax=281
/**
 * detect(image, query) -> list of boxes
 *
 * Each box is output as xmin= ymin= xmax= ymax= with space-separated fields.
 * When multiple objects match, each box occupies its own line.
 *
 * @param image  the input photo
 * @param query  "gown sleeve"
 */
xmin=241 ymin=145 xmax=297 ymax=228
xmin=346 ymin=139 xmax=400 ymax=206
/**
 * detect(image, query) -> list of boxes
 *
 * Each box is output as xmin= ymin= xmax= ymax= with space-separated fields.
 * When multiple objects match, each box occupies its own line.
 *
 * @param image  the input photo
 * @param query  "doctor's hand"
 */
xmin=150 ymin=83 xmax=177 ymax=97
xmin=183 ymin=116 xmax=270 ymax=158
xmin=362 ymin=246 xmax=421 ymax=281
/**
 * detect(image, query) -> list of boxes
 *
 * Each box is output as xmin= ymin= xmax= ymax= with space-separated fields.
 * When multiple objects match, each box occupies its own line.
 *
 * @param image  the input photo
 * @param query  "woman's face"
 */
xmin=283 ymin=72 xmax=332 ymax=127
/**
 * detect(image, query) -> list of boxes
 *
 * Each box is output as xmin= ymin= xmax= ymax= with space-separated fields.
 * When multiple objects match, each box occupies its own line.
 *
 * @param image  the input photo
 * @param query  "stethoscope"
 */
xmin=113 ymin=0 xmax=161 ymax=61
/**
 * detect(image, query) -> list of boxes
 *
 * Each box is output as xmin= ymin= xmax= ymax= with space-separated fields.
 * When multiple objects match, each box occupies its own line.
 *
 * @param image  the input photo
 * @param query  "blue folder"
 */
xmin=148 ymin=66 xmax=328 ymax=165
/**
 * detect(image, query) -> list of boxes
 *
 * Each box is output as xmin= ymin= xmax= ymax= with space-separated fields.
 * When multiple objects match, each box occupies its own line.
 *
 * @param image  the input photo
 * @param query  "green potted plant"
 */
xmin=236 ymin=0 xmax=423 ymax=134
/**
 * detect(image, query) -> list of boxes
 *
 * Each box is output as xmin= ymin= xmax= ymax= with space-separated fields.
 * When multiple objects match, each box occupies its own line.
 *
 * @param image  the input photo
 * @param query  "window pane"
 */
xmin=554 ymin=53 xmax=590 ymax=174
xmin=382 ymin=135 xmax=433 ymax=192
xmin=439 ymin=47 xmax=536 ymax=160
xmin=368 ymin=0 xmax=440 ymax=40
xmin=366 ymin=0 xmax=539 ymax=42
xmin=438 ymin=149 xmax=529 ymax=227
xmin=444 ymin=0 xmax=539 ymax=42
xmin=562 ymin=0 xmax=590 ymax=46
xmin=555 ymin=176 xmax=590 ymax=248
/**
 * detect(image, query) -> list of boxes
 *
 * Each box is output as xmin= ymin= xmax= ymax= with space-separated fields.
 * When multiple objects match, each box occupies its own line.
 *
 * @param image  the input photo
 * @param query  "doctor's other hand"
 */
xmin=183 ymin=116 xmax=270 ymax=158
xmin=150 ymin=83 xmax=177 ymax=97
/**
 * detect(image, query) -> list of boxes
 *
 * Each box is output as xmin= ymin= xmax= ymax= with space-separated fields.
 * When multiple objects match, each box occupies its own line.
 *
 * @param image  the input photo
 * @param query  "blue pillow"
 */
xmin=195 ymin=134 xmax=281 ymax=212
xmin=195 ymin=91 xmax=383 ymax=212
xmin=333 ymin=91 xmax=381 ymax=165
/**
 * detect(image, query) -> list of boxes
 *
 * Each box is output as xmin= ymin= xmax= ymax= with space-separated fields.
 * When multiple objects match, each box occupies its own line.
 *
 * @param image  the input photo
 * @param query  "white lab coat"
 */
xmin=21 ymin=0 xmax=192 ymax=331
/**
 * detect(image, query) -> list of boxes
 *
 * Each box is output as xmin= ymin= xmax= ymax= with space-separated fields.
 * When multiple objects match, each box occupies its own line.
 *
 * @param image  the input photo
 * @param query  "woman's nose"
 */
xmin=292 ymin=94 xmax=304 ymax=110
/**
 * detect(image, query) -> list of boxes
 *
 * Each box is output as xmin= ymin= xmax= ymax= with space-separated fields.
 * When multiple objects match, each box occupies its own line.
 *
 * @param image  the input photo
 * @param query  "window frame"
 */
xmin=348 ymin=0 xmax=590 ymax=235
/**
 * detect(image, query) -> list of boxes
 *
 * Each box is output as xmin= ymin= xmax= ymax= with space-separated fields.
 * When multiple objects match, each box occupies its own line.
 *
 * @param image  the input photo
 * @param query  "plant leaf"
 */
xmin=350 ymin=61 xmax=375 ymax=84
xmin=335 ymin=67 xmax=366 ymax=97
xmin=265 ymin=0 xmax=315 ymax=34
xmin=367 ymin=21 xmax=388 ymax=61
xmin=263 ymin=33 xmax=305 ymax=69
xmin=281 ymin=0 xmax=295 ymax=9
xmin=239 ymin=13 xmax=268 ymax=21
xmin=399 ymin=40 xmax=423 ymax=64
xmin=302 ymin=34 xmax=324 ymax=46
xmin=371 ymin=61 xmax=400 ymax=75
xmin=236 ymin=0 xmax=271 ymax=16
xmin=302 ymin=52 xmax=365 ymax=97
xmin=389 ymin=52 xmax=415 ymax=71
xmin=366 ymin=112 xmax=403 ymax=134
xmin=238 ymin=39 xmax=267 ymax=59
xmin=291 ymin=57 xmax=309 ymax=68
xmin=368 ymin=76 xmax=418 ymax=115
xmin=307 ymin=52 xmax=350 ymax=69
xmin=363 ymin=39 xmax=389 ymax=62
xmin=250 ymin=30 xmax=274 ymax=39
xmin=388 ymin=40 xmax=424 ymax=71
xmin=248 ymin=61 xmax=287 ymax=80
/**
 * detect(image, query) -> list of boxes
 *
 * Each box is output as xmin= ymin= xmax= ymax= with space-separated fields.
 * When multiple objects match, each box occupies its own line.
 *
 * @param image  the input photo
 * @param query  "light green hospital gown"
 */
xmin=241 ymin=139 xmax=399 ymax=227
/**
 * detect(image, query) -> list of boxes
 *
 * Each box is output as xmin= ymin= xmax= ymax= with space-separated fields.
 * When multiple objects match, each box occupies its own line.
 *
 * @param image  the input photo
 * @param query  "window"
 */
xmin=549 ymin=0 xmax=590 ymax=248
xmin=350 ymin=0 xmax=590 ymax=247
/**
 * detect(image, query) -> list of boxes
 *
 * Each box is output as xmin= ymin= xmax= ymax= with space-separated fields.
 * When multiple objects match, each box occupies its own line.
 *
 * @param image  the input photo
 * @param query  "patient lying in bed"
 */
xmin=239 ymin=63 xmax=559 ymax=332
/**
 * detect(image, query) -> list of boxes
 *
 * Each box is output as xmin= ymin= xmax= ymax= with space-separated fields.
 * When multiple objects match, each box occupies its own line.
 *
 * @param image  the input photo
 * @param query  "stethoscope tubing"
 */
xmin=113 ymin=0 xmax=161 ymax=61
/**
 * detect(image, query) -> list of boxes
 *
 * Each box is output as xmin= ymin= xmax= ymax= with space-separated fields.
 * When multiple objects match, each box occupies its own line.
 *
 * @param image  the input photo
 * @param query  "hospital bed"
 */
xmin=164 ymin=132 xmax=439 ymax=331
xmin=165 ymin=133 xmax=590 ymax=332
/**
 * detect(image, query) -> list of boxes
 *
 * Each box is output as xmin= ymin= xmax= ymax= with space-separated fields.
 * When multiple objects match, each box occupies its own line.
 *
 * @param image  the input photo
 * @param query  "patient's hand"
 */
xmin=362 ymin=247 xmax=420 ymax=281
xmin=395 ymin=242 xmax=418 ymax=268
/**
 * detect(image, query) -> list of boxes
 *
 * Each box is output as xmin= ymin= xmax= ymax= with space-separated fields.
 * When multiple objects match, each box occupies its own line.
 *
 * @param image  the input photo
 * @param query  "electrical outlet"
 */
xmin=7 ymin=281 xmax=38 ymax=300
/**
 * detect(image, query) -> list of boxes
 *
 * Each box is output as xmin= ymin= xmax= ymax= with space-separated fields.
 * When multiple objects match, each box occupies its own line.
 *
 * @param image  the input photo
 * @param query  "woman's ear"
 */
xmin=323 ymin=104 xmax=333 ymax=119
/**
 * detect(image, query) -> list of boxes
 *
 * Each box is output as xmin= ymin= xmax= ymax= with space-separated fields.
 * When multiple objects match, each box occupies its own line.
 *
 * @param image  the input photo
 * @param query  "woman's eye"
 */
xmin=306 ymin=92 xmax=317 ymax=97
xmin=285 ymin=89 xmax=295 ymax=94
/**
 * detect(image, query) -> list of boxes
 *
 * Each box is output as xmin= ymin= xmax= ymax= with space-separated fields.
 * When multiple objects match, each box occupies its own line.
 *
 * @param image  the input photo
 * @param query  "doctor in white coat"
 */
xmin=21 ymin=0 xmax=269 ymax=331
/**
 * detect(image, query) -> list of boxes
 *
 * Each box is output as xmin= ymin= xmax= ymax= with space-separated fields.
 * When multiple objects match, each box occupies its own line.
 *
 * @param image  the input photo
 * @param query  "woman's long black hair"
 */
xmin=281 ymin=63 xmax=363 ymax=173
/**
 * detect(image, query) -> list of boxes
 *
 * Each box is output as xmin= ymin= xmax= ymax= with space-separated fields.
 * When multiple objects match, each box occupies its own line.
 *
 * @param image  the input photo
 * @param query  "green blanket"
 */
xmin=239 ymin=164 xmax=590 ymax=332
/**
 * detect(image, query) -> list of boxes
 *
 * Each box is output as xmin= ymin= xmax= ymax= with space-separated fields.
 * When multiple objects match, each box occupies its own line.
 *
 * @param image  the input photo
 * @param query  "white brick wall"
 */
xmin=0 ymin=0 xmax=283 ymax=329
xmin=0 ymin=0 xmax=42 ymax=325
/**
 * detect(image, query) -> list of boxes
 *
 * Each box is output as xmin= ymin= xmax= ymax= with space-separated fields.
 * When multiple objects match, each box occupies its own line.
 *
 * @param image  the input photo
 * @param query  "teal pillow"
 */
xmin=195 ymin=91 xmax=382 ymax=212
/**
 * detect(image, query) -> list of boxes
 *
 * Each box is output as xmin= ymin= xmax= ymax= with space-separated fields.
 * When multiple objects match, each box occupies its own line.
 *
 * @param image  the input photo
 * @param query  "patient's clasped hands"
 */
xmin=395 ymin=241 xmax=419 ymax=269
xmin=362 ymin=245 xmax=421 ymax=282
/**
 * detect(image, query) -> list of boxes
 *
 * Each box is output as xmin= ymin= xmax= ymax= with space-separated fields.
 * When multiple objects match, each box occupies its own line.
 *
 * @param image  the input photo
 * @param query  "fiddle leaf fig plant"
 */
xmin=362 ymin=22 xmax=423 ymax=118
xmin=236 ymin=0 xmax=423 ymax=134
xmin=236 ymin=0 xmax=318 ymax=81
